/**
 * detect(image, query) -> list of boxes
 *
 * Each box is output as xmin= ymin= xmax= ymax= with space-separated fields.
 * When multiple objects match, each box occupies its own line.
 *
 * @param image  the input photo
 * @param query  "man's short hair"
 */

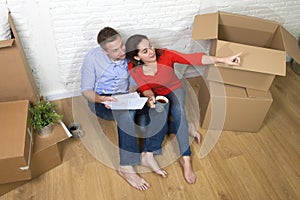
xmin=97 ymin=27 xmax=120 ymax=49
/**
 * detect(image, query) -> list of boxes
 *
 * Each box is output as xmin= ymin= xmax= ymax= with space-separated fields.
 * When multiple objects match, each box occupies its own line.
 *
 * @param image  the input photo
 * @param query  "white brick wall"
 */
xmin=5 ymin=0 xmax=300 ymax=100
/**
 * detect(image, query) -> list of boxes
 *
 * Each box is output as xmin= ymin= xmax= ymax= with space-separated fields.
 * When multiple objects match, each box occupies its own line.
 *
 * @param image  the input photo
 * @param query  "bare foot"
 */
xmin=179 ymin=156 xmax=196 ymax=184
xmin=188 ymin=123 xmax=201 ymax=144
xmin=140 ymin=152 xmax=167 ymax=178
xmin=118 ymin=165 xmax=150 ymax=191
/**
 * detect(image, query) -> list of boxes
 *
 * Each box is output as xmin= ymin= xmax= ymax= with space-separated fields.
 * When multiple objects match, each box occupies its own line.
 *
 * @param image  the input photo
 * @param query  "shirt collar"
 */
xmin=113 ymin=59 xmax=128 ymax=68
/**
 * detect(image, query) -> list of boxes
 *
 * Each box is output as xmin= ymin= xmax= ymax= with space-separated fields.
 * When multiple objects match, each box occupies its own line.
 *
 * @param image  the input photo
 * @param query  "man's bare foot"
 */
xmin=118 ymin=165 xmax=150 ymax=191
xmin=179 ymin=156 xmax=196 ymax=184
xmin=188 ymin=123 xmax=201 ymax=144
xmin=140 ymin=152 xmax=167 ymax=178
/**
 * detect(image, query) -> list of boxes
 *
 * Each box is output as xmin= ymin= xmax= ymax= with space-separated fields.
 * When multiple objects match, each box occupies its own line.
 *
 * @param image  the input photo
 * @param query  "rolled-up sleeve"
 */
xmin=81 ymin=54 xmax=96 ymax=93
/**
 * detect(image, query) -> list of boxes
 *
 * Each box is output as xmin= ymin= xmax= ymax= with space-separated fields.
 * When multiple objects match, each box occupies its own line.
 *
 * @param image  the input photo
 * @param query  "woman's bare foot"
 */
xmin=179 ymin=156 xmax=196 ymax=184
xmin=118 ymin=165 xmax=150 ymax=191
xmin=140 ymin=152 xmax=167 ymax=178
xmin=188 ymin=123 xmax=201 ymax=144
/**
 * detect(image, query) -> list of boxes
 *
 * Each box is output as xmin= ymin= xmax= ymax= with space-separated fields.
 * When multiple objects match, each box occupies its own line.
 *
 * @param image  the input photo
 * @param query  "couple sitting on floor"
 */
xmin=81 ymin=27 xmax=241 ymax=190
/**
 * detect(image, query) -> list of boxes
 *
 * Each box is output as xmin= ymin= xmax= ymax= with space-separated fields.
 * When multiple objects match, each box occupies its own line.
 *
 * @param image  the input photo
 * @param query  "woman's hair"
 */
xmin=125 ymin=34 xmax=162 ymax=67
xmin=97 ymin=27 xmax=120 ymax=49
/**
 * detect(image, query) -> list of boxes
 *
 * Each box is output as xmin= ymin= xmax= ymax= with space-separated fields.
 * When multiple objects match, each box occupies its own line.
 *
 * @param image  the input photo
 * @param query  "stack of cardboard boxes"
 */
xmin=191 ymin=11 xmax=300 ymax=132
xmin=0 ymin=13 xmax=70 ymax=196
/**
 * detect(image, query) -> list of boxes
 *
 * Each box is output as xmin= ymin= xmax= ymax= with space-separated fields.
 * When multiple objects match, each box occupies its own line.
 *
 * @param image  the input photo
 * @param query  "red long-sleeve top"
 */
xmin=128 ymin=49 xmax=205 ymax=95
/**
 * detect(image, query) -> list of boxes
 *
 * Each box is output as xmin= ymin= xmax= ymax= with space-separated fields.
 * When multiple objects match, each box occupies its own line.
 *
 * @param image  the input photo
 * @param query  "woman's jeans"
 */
xmin=88 ymin=100 xmax=168 ymax=166
xmin=165 ymin=87 xmax=191 ymax=156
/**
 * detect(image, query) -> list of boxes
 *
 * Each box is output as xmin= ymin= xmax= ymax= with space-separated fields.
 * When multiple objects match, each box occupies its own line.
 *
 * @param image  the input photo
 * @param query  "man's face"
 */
xmin=103 ymin=36 xmax=126 ymax=61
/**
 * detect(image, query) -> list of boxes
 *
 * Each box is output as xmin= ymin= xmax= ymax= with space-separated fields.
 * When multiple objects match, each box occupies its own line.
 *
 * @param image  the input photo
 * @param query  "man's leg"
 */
xmin=114 ymin=110 xmax=140 ymax=166
xmin=88 ymin=101 xmax=150 ymax=190
xmin=113 ymin=109 xmax=150 ymax=190
xmin=88 ymin=101 xmax=114 ymax=120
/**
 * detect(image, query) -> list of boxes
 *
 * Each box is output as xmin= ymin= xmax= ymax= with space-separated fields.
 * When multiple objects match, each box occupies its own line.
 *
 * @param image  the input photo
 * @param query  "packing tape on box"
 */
xmin=59 ymin=120 xmax=73 ymax=138
xmin=19 ymin=128 xmax=33 ymax=171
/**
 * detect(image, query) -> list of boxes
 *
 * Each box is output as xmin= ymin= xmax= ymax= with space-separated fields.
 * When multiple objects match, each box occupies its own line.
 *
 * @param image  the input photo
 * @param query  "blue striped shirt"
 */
xmin=81 ymin=47 xmax=135 ymax=95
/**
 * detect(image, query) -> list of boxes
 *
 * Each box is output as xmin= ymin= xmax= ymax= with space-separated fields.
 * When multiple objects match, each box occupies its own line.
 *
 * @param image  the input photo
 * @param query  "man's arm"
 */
xmin=82 ymin=90 xmax=115 ymax=104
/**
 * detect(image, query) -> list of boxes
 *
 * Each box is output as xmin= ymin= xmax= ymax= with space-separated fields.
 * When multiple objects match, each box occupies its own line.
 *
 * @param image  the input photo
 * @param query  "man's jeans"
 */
xmin=88 ymin=100 xmax=168 ymax=166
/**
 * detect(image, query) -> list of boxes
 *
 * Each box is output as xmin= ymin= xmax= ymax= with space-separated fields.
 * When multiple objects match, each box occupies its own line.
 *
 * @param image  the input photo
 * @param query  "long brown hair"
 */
xmin=125 ymin=34 xmax=162 ymax=67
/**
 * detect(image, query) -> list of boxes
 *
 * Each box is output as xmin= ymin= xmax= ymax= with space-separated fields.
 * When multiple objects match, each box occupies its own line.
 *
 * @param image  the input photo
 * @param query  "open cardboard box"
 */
xmin=198 ymin=77 xmax=273 ymax=132
xmin=192 ymin=11 xmax=300 ymax=91
xmin=0 ymin=124 xmax=70 ymax=196
xmin=0 ymin=13 xmax=39 ymax=103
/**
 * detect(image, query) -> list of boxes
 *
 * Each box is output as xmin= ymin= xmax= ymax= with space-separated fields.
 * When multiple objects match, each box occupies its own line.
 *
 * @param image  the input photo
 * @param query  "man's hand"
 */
xmin=129 ymin=86 xmax=138 ymax=93
xmin=101 ymin=96 xmax=117 ymax=109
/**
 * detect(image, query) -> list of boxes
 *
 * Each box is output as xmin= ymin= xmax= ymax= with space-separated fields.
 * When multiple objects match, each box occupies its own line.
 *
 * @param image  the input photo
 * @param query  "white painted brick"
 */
xmin=5 ymin=0 xmax=300 ymax=100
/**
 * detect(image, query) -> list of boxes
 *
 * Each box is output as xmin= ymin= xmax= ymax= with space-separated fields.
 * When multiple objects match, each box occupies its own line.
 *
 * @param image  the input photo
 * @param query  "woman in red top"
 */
xmin=126 ymin=34 xmax=240 ymax=184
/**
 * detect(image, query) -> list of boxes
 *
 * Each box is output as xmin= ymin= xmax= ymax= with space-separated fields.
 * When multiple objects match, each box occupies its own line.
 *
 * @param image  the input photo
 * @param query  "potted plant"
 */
xmin=29 ymin=100 xmax=62 ymax=136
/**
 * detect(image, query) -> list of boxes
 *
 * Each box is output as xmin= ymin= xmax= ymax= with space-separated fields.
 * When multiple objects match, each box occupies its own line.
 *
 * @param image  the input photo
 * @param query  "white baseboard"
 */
xmin=44 ymin=90 xmax=81 ymax=101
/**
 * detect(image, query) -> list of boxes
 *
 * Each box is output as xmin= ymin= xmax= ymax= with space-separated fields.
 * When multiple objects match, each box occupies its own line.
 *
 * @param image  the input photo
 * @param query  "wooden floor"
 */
xmin=1 ymin=64 xmax=300 ymax=200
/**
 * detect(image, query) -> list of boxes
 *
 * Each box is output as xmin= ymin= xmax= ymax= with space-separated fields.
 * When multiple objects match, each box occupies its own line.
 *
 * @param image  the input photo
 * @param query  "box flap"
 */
xmin=0 ymin=100 xmax=29 ymax=158
xmin=246 ymin=88 xmax=273 ymax=100
xmin=209 ymin=81 xmax=247 ymax=98
xmin=192 ymin=12 xmax=218 ymax=40
xmin=33 ymin=124 xmax=69 ymax=153
xmin=205 ymin=64 xmax=276 ymax=91
xmin=0 ymin=39 xmax=14 ymax=48
xmin=218 ymin=11 xmax=278 ymax=33
xmin=280 ymin=26 xmax=300 ymax=64
xmin=214 ymin=40 xmax=286 ymax=76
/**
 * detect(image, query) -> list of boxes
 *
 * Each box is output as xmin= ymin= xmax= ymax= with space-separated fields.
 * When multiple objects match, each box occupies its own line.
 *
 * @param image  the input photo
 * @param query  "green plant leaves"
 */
xmin=29 ymin=100 xmax=62 ymax=130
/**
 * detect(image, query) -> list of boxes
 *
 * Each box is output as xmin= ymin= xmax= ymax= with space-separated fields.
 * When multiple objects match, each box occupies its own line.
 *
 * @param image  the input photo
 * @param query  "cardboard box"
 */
xmin=30 ymin=124 xmax=69 ymax=177
xmin=0 ymin=13 xmax=68 ymax=196
xmin=192 ymin=11 xmax=300 ymax=91
xmin=0 ymin=124 xmax=69 ymax=196
xmin=0 ymin=13 xmax=39 ymax=103
xmin=198 ymin=78 xmax=273 ymax=132
xmin=185 ymin=76 xmax=202 ymax=98
xmin=0 ymin=100 xmax=33 ymax=184
xmin=204 ymin=65 xmax=275 ymax=92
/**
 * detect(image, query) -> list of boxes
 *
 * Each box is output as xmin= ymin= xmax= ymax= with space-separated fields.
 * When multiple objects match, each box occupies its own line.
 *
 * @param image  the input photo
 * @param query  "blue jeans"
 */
xmin=165 ymin=87 xmax=191 ymax=156
xmin=88 ymin=99 xmax=168 ymax=166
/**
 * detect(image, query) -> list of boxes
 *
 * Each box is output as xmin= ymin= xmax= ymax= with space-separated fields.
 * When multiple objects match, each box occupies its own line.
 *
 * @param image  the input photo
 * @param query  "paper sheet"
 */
xmin=104 ymin=92 xmax=148 ymax=110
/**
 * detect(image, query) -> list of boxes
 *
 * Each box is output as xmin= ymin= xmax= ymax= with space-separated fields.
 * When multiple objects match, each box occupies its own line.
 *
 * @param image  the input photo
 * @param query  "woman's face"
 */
xmin=135 ymin=39 xmax=156 ymax=64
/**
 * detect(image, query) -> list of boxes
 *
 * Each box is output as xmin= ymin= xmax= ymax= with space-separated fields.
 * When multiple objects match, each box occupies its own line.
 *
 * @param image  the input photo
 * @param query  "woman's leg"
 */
xmin=142 ymin=106 xmax=168 ymax=154
xmin=135 ymin=106 xmax=150 ymax=138
xmin=166 ymin=87 xmax=196 ymax=184
xmin=140 ymin=105 xmax=169 ymax=177
xmin=166 ymin=87 xmax=191 ymax=156
xmin=169 ymin=115 xmax=201 ymax=144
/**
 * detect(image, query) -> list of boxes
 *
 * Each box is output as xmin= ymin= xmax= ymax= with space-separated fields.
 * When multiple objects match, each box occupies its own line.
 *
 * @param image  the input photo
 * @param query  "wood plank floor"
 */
xmin=1 ymin=64 xmax=300 ymax=200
